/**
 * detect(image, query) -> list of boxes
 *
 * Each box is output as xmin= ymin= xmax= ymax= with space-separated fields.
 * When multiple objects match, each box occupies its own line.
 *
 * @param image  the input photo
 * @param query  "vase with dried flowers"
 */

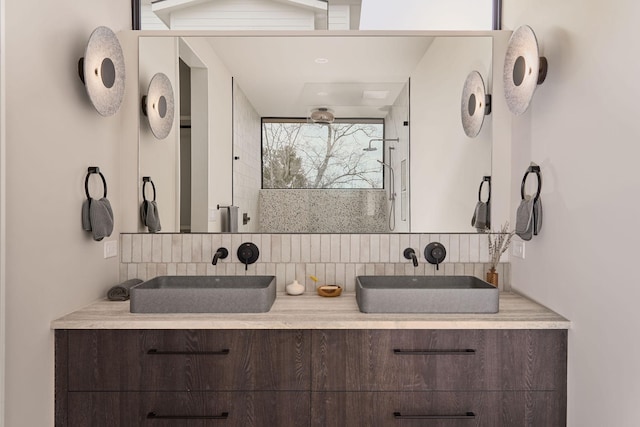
xmin=487 ymin=222 xmax=515 ymax=287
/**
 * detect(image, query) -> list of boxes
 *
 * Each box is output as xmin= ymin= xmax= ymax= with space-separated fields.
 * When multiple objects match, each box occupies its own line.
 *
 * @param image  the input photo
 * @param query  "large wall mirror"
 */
xmin=138 ymin=32 xmax=495 ymax=234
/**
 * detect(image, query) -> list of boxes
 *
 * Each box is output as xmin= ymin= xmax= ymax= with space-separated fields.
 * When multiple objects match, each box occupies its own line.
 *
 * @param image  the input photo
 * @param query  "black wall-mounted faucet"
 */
xmin=403 ymin=248 xmax=418 ymax=267
xmin=212 ymin=247 xmax=228 ymax=265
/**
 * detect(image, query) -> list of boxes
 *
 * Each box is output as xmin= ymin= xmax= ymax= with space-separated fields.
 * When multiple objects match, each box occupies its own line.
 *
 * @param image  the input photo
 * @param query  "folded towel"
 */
xmin=515 ymin=196 xmax=543 ymax=240
xmin=82 ymin=197 xmax=114 ymax=241
xmin=141 ymin=200 xmax=161 ymax=233
xmin=107 ymin=278 xmax=143 ymax=301
xmin=471 ymin=201 xmax=490 ymax=232
xmin=81 ymin=199 xmax=92 ymax=232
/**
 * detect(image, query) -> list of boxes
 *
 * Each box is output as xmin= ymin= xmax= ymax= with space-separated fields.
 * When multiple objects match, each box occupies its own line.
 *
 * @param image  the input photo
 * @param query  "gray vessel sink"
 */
xmin=356 ymin=275 xmax=498 ymax=314
xmin=130 ymin=275 xmax=276 ymax=313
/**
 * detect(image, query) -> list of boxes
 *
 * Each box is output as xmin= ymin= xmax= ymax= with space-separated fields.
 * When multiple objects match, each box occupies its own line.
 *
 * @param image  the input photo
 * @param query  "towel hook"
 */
xmin=520 ymin=163 xmax=541 ymax=203
xmin=142 ymin=176 xmax=156 ymax=202
xmin=85 ymin=166 xmax=107 ymax=199
xmin=478 ymin=176 xmax=491 ymax=203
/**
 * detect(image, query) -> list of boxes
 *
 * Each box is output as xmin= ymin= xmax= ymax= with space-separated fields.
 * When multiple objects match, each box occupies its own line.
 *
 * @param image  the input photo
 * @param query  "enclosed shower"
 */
xmin=364 ymin=138 xmax=399 ymax=231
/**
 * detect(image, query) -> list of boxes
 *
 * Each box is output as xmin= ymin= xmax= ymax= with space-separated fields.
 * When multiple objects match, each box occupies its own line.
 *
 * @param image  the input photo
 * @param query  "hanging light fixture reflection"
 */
xmin=141 ymin=73 xmax=175 ymax=140
xmin=461 ymin=70 xmax=491 ymax=138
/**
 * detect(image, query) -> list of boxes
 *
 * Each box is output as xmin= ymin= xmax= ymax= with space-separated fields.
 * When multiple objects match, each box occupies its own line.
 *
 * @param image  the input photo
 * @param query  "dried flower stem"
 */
xmin=488 ymin=222 xmax=515 ymax=271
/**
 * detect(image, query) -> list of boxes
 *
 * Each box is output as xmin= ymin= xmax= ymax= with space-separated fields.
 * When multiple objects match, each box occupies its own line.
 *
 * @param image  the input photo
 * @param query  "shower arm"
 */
xmin=364 ymin=137 xmax=400 ymax=151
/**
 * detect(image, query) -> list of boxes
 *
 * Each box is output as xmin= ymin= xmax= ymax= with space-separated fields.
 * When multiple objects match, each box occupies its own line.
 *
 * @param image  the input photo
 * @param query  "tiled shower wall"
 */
xmin=259 ymin=189 xmax=389 ymax=233
xmin=120 ymin=233 xmax=511 ymax=292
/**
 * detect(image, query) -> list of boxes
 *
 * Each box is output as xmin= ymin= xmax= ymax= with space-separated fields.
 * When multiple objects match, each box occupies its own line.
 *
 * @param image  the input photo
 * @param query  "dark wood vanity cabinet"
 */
xmin=56 ymin=329 xmax=566 ymax=426
xmin=55 ymin=329 xmax=311 ymax=427
xmin=311 ymin=329 xmax=567 ymax=426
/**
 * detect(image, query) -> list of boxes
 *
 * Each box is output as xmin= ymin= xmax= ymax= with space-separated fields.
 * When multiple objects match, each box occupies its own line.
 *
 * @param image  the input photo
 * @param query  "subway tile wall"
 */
xmin=120 ymin=233 xmax=511 ymax=292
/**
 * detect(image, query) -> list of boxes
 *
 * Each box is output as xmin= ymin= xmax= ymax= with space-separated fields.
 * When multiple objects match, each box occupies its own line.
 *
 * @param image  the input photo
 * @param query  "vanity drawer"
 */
xmin=67 ymin=391 xmax=310 ymax=427
xmin=312 ymin=329 xmax=566 ymax=391
xmin=66 ymin=329 xmax=311 ymax=391
xmin=311 ymin=391 xmax=565 ymax=427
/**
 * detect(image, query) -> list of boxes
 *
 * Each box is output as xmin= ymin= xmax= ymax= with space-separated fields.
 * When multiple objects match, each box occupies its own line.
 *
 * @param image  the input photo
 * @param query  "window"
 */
xmin=262 ymin=118 xmax=384 ymax=189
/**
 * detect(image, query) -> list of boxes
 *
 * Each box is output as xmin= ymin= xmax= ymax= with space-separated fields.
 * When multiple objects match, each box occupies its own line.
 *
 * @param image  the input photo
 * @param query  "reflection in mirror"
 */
xmin=137 ymin=34 xmax=493 ymax=234
xmin=461 ymin=70 xmax=491 ymax=138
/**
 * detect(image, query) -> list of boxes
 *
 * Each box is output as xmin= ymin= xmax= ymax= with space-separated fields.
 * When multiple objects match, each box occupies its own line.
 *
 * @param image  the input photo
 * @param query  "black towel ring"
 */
xmin=521 ymin=164 xmax=542 ymax=202
xmin=85 ymin=166 xmax=107 ymax=199
xmin=478 ymin=176 xmax=491 ymax=203
xmin=142 ymin=176 xmax=156 ymax=202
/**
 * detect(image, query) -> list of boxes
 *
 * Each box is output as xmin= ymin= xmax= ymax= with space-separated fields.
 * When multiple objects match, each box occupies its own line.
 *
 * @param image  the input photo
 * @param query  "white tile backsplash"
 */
xmin=120 ymin=233 xmax=512 ymax=291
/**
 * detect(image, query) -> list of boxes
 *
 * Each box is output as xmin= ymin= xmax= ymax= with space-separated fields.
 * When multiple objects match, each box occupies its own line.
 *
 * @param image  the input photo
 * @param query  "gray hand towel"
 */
xmin=82 ymin=197 xmax=114 ymax=241
xmin=141 ymin=200 xmax=162 ymax=233
xmin=107 ymin=278 xmax=143 ymax=301
xmin=471 ymin=201 xmax=490 ymax=232
xmin=515 ymin=196 xmax=543 ymax=240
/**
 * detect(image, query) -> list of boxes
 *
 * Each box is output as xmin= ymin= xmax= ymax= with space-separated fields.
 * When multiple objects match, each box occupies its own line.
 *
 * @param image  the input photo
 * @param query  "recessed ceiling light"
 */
xmin=362 ymin=90 xmax=389 ymax=100
xmin=317 ymin=91 xmax=329 ymax=97
xmin=314 ymin=57 xmax=329 ymax=64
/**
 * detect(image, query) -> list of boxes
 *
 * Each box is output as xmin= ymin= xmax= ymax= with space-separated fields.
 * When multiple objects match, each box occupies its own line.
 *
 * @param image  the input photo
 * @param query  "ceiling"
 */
xmin=200 ymin=35 xmax=434 ymax=118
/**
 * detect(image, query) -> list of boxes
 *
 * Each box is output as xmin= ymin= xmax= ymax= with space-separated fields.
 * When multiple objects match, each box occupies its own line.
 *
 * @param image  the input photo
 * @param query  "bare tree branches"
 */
xmin=262 ymin=120 xmax=384 ymax=189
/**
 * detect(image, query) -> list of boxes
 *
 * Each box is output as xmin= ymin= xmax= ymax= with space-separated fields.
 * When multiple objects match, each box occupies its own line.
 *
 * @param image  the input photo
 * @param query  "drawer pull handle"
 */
xmin=147 ymin=348 xmax=230 ymax=356
xmin=393 ymin=349 xmax=475 ymax=355
xmin=147 ymin=411 xmax=229 ymax=420
xmin=393 ymin=411 xmax=476 ymax=420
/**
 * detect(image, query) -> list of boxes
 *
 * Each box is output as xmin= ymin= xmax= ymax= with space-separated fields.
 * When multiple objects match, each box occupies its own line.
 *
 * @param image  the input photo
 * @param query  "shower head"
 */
xmin=363 ymin=137 xmax=400 ymax=152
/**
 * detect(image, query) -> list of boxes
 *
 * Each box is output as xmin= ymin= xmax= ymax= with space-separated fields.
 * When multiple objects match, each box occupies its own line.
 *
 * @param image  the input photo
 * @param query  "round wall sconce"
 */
xmin=78 ymin=26 xmax=125 ymax=117
xmin=141 ymin=73 xmax=175 ymax=140
xmin=503 ymin=25 xmax=548 ymax=115
xmin=461 ymin=71 xmax=491 ymax=138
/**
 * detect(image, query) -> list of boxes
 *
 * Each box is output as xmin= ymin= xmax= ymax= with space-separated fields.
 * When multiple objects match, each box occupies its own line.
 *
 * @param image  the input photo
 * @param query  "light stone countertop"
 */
xmin=51 ymin=292 xmax=569 ymax=330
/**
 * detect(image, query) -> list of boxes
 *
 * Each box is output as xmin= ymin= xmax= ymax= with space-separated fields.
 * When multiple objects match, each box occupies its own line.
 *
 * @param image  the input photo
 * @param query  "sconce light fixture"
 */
xmin=461 ymin=71 xmax=491 ymax=138
xmin=78 ymin=26 xmax=125 ymax=116
xmin=141 ymin=73 xmax=175 ymax=139
xmin=503 ymin=25 xmax=548 ymax=115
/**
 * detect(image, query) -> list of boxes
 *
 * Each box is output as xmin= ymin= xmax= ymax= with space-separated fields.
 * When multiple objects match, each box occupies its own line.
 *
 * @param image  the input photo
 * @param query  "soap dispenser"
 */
xmin=286 ymin=280 xmax=305 ymax=296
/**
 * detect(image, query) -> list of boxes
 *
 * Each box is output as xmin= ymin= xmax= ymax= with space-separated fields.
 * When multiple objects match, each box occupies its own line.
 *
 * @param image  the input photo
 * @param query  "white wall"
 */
xmin=360 ymin=0 xmax=493 ymax=30
xmin=502 ymin=1 xmax=640 ymax=425
xmin=3 ymin=1 xmax=131 ymax=425
xmin=410 ymin=37 xmax=493 ymax=232
xmin=181 ymin=38 xmax=233 ymax=232
xmin=166 ymin=0 xmax=316 ymax=30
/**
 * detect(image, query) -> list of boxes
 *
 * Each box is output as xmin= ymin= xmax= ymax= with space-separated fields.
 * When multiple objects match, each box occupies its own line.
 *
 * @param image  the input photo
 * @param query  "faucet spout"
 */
xmin=403 ymin=248 xmax=418 ymax=267
xmin=212 ymin=247 xmax=229 ymax=265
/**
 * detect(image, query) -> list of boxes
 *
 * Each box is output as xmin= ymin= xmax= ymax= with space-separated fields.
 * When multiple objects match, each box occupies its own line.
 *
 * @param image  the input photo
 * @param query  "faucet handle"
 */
xmin=424 ymin=242 xmax=447 ymax=271
xmin=237 ymin=242 xmax=260 ymax=271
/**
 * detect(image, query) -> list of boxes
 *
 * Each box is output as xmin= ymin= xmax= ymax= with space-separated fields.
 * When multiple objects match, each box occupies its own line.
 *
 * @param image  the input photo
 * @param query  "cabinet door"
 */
xmin=311 ymin=391 xmax=565 ymax=427
xmin=312 ymin=329 xmax=566 ymax=391
xmin=68 ymin=391 xmax=310 ymax=427
xmin=66 ymin=330 xmax=310 ymax=391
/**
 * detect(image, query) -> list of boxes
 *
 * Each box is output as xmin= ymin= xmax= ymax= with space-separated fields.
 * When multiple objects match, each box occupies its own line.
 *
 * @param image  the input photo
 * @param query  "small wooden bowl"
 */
xmin=317 ymin=285 xmax=342 ymax=297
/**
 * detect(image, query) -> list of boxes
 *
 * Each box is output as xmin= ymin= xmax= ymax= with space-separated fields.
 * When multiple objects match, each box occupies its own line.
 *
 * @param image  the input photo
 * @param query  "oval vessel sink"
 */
xmin=130 ymin=275 xmax=276 ymax=313
xmin=356 ymin=275 xmax=498 ymax=314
